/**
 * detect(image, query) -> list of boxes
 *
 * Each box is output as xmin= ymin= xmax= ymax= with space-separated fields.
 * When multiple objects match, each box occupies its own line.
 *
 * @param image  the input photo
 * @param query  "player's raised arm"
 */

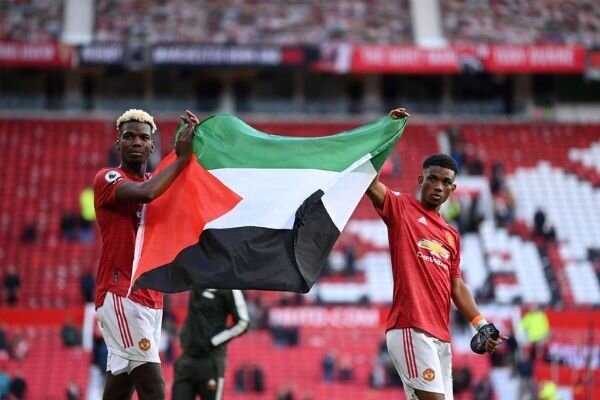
xmin=366 ymin=108 xmax=409 ymax=209
xmin=116 ymin=110 xmax=199 ymax=204
xmin=366 ymin=173 xmax=387 ymax=209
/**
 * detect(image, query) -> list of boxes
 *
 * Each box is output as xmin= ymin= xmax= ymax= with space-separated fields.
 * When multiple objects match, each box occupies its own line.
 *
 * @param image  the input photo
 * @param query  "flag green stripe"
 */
xmin=184 ymin=114 xmax=407 ymax=172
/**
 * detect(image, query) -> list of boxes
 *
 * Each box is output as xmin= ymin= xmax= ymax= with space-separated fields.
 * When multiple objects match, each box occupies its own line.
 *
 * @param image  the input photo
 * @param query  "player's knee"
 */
xmin=136 ymin=378 xmax=165 ymax=400
xmin=103 ymin=373 xmax=135 ymax=400
xmin=131 ymin=364 xmax=166 ymax=400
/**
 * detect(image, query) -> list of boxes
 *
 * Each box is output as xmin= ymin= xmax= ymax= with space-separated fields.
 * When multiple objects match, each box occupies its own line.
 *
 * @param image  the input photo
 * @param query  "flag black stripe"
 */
xmin=134 ymin=190 xmax=340 ymax=293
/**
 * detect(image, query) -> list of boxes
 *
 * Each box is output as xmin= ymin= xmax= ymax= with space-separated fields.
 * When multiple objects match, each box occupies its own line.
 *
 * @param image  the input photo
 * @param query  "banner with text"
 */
xmin=268 ymin=306 xmax=387 ymax=329
xmin=0 ymin=41 xmax=74 ymax=68
xmin=350 ymin=45 xmax=585 ymax=74
xmin=351 ymin=45 xmax=464 ymax=73
xmin=78 ymin=43 xmax=126 ymax=66
xmin=484 ymin=45 xmax=585 ymax=73
xmin=151 ymin=45 xmax=316 ymax=67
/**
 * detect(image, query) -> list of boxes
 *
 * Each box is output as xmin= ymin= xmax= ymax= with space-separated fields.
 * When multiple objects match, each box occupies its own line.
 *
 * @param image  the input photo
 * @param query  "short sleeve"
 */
xmin=93 ymin=169 xmax=127 ymax=208
xmin=376 ymin=188 xmax=404 ymax=226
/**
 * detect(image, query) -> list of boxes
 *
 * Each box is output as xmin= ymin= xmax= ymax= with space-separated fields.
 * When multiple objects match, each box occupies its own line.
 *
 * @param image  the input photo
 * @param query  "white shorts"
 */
xmin=386 ymin=328 xmax=453 ymax=400
xmin=96 ymin=292 xmax=163 ymax=375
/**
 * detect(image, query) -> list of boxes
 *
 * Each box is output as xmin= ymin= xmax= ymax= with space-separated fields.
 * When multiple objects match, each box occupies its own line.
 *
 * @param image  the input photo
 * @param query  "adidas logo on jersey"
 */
xmin=418 ymin=216 xmax=427 ymax=225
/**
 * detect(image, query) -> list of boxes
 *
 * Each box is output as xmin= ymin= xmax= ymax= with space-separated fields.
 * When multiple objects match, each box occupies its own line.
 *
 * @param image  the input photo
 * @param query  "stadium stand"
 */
xmin=0 ymin=324 xmax=89 ymax=399
xmin=442 ymin=0 xmax=600 ymax=46
xmin=4 ymin=0 xmax=600 ymax=47
xmin=508 ymin=163 xmax=600 ymax=259
xmin=569 ymin=140 xmax=600 ymax=173
xmin=565 ymin=261 xmax=600 ymax=304
xmin=480 ymin=220 xmax=552 ymax=304
xmin=159 ymin=327 xmax=492 ymax=400
xmin=0 ymin=119 xmax=106 ymax=308
xmin=569 ymin=140 xmax=600 ymax=185
xmin=93 ymin=0 xmax=413 ymax=45
xmin=457 ymin=123 xmax=600 ymax=303
xmin=0 ymin=0 xmax=64 ymax=42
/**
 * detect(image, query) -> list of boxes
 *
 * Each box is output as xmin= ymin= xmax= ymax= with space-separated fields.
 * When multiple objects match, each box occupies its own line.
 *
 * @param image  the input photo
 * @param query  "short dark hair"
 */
xmin=422 ymin=154 xmax=458 ymax=174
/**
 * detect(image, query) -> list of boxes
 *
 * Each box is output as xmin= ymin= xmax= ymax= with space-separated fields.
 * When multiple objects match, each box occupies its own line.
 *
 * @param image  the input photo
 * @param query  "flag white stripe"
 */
xmin=322 ymin=158 xmax=376 ymax=231
xmin=206 ymin=156 xmax=374 ymax=232
xmin=206 ymin=168 xmax=338 ymax=230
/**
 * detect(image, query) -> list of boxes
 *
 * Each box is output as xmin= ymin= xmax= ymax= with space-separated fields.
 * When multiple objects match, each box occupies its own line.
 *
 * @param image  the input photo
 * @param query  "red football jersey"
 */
xmin=93 ymin=167 xmax=163 ymax=309
xmin=378 ymin=189 xmax=461 ymax=342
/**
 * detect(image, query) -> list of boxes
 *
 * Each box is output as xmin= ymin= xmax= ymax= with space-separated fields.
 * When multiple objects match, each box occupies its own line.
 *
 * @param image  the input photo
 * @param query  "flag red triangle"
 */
xmin=131 ymin=151 xmax=242 ymax=287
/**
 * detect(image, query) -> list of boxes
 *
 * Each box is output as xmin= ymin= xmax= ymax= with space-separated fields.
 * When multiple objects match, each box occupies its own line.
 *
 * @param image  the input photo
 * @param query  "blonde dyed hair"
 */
xmin=116 ymin=109 xmax=157 ymax=134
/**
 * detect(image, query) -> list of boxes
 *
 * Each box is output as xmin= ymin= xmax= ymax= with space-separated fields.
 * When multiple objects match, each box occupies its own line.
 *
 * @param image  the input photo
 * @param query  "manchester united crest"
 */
xmin=423 ymin=368 xmax=435 ymax=381
xmin=139 ymin=338 xmax=151 ymax=351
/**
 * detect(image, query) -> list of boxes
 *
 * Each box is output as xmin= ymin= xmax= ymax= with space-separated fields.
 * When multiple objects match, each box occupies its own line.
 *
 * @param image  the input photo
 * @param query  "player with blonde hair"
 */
xmin=94 ymin=109 xmax=199 ymax=400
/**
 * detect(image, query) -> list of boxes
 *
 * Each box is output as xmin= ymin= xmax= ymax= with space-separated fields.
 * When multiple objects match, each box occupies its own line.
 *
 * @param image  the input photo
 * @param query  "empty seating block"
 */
xmin=565 ymin=261 xmax=600 ymax=305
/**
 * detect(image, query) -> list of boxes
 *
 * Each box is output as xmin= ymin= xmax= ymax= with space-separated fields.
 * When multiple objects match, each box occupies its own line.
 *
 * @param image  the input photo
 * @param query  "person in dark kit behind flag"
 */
xmin=172 ymin=288 xmax=249 ymax=400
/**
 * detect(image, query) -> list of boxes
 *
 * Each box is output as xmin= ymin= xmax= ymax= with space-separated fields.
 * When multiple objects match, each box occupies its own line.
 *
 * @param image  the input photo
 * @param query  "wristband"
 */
xmin=471 ymin=315 xmax=488 ymax=331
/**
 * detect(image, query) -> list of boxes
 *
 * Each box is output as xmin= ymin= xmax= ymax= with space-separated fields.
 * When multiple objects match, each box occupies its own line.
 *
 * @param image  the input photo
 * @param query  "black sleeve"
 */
xmin=210 ymin=290 xmax=249 ymax=347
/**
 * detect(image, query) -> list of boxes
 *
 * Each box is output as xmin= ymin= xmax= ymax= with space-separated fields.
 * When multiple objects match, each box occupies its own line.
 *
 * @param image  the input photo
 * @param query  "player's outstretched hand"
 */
xmin=389 ymin=108 xmax=410 ymax=119
xmin=182 ymin=109 xmax=200 ymax=125
xmin=470 ymin=323 xmax=508 ymax=354
xmin=175 ymin=110 xmax=199 ymax=160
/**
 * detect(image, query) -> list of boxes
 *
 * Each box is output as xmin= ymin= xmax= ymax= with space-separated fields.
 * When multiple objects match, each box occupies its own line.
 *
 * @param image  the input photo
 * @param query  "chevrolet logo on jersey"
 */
xmin=417 ymin=239 xmax=450 ymax=260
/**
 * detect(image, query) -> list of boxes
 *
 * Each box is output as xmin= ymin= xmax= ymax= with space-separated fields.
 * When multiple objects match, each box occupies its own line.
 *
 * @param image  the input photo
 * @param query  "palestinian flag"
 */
xmin=130 ymin=114 xmax=407 ymax=294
